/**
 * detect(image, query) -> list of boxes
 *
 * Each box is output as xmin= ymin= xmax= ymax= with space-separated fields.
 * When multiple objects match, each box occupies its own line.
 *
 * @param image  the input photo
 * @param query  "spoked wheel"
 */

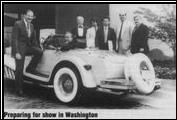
xmin=4 ymin=65 xmax=15 ymax=80
xmin=53 ymin=66 xmax=83 ymax=104
xmin=124 ymin=53 xmax=155 ymax=94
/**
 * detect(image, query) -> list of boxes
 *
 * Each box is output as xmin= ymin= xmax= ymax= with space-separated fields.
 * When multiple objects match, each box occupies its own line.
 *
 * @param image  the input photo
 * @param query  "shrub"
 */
xmin=152 ymin=60 xmax=176 ymax=80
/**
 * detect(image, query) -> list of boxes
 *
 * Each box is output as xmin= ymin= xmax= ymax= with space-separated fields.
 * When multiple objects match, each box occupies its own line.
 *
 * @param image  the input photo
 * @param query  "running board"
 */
xmin=4 ymin=65 xmax=50 ymax=83
xmin=24 ymin=72 xmax=50 ymax=83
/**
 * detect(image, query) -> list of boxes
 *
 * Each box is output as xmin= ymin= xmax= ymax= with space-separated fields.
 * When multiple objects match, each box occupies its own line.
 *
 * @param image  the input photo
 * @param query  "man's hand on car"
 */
xmin=15 ymin=53 xmax=22 ymax=60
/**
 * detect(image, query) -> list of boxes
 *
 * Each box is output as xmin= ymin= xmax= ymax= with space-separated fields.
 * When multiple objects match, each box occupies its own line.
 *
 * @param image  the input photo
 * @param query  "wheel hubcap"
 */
xmin=140 ymin=61 xmax=152 ymax=85
xmin=59 ymin=74 xmax=74 ymax=94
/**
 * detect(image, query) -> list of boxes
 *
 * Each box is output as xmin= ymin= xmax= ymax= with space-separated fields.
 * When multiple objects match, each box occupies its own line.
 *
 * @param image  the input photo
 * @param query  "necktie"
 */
xmin=118 ymin=22 xmax=124 ymax=41
xmin=104 ymin=27 xmax=108 ymax=43
xmin=27 ymin=23 xmax=31 ymax=37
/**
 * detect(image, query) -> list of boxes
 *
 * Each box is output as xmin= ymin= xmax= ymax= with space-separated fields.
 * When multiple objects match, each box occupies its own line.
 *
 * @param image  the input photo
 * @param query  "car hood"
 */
xmin=60 ymin=49 xmax=128 ymax=81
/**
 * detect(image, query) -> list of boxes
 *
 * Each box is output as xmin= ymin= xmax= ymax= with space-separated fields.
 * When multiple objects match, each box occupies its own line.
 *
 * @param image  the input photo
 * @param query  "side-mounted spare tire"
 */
xmin=124 ymin=53 xmax=155 ymax=94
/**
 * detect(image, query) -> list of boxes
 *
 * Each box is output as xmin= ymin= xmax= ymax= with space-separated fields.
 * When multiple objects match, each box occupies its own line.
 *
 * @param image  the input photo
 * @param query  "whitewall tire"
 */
xmin=53 ymin=67 xmax=82 ymax=104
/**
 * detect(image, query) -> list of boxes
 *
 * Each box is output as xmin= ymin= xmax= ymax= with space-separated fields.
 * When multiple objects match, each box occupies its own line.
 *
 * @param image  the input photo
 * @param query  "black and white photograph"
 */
xmin=2 ymin=1 xmax=176 ymax=119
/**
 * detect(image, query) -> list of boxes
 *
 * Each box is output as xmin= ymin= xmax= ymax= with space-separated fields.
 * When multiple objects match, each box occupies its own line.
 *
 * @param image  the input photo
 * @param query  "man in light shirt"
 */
xmin=72 ymin=16 xmax=87 ymax=48
xmin=86 ymin=18 xmax=98 ymax=48
xmin=117 ymin=12 xmax=134 ymax=55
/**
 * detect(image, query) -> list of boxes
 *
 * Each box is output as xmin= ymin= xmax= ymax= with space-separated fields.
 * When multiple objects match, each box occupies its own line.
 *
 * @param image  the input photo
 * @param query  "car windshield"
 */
xmin=43 ymin=34 xmax=65 ymax=49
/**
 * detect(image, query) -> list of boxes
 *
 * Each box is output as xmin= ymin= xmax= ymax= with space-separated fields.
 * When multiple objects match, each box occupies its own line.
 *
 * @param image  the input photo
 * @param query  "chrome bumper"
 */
xmin=98 ymin=78 xmax=135 ymax=91
xmin=97 ymin=78 xmax=162 ymax=94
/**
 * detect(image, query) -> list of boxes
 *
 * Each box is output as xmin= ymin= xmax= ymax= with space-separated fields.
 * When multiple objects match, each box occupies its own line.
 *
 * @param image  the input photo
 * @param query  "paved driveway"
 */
xmin=4 ymin=79 xmax=176 ymax=110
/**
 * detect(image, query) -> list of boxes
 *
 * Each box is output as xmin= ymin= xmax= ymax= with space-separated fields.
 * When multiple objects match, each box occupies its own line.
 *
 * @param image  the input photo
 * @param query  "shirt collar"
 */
xmin=78 ymin=25 xmax=83 ymax=28
xmin=104 ymin=26 xmax=109 ymax=29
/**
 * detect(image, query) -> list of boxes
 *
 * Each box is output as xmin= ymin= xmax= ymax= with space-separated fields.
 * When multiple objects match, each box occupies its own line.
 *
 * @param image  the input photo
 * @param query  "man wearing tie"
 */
xmin=11 ymin=9 xmax=43 ymax=96
xmin=96 ymin=16 xmax=116 ymax=51
xmin=72 ymin=16 xmax=87 ymax=48
xmin=117 ymin=12 xmax=134 ymax=55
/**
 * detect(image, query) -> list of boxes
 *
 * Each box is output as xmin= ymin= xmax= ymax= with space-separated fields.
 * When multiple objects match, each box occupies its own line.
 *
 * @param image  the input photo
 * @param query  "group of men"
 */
xmin=61 ymin=13 xmax=149 ymax=55
xmin=11 ymin=9 xmax=149 ymax=96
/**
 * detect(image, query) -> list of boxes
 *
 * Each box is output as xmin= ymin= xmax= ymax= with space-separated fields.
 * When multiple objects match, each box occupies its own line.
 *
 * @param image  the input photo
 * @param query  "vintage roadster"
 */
xmin=4 ymin=45 xmax=161 ymax=104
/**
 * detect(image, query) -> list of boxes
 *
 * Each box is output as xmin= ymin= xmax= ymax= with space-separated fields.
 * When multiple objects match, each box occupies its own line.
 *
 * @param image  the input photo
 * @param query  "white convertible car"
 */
xmin=4 ymin=47 xmax=161 ymax=104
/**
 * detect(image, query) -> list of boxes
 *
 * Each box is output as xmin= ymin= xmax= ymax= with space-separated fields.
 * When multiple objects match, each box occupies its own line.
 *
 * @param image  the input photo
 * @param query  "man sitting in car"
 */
xmin=60 ymin=31 xmax=76 ymax=51
xmin=43 ymin=31 xmax=76 ymax=51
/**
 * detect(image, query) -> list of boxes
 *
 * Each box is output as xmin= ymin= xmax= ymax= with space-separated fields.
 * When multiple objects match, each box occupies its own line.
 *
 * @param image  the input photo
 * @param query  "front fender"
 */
xmin=51 ymin=56 xmax=97 ymax=88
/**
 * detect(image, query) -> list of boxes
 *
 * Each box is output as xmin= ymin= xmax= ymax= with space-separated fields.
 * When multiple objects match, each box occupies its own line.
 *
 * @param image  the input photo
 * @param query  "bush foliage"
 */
xmin=134 ymin=4 xmax=176 ymax=80
xmin=134 ymin=4 xmax=176 ymax=64
xmin=153 ymin=60 xmax=176 ymax=80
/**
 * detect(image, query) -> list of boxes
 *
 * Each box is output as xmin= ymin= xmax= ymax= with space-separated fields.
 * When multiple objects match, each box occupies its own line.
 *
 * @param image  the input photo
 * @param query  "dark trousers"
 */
xmin=15 ymin=46 xmax=43 ymax=92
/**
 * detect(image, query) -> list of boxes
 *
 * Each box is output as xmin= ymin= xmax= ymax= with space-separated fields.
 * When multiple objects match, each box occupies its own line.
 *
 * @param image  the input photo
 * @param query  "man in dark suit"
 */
xmin=72 ymin=16 xmax=87 ymax=48
xmin=96 ymin=16 xmax=116 ymax=51
xmin=11 ymin=9 xmax=43 ymax=95
xmin=131 ymin=15 xmax=149 ymax=55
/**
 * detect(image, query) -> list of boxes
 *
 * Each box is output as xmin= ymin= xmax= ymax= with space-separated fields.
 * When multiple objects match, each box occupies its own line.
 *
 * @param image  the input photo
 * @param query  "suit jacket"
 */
xmin=116 ymin=20 xmax=134 ymax=50
xmin=60 ymin=40 xmax=76 ymax=51
xmin=72 ymin=25 xmax=87 ymax=48
xmin=131 ymin=23 xmax=149 ymax=54
xmin=96 ymin=26 xmax=116 ymax=51
xmin=11 ymin=20 xmax=39 ymax=56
